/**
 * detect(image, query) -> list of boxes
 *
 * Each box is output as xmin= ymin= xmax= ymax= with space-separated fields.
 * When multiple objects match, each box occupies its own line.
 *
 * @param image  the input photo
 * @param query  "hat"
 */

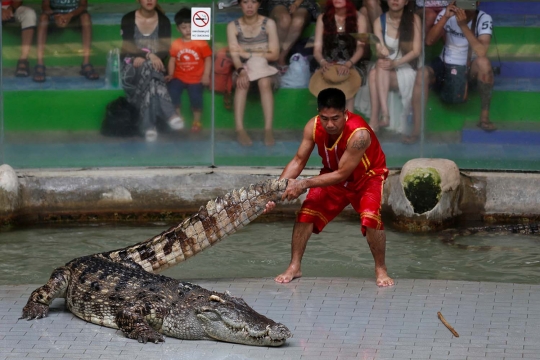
xmin=244 ymin=57 xmax=278 ymax=81
xmin=309 ymin=65 xmax=362 ymax=100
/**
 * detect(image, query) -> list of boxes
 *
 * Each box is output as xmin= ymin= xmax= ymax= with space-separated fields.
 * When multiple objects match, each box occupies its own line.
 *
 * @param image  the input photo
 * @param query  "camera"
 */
xmin=455 ymin=0 xmax=477 ymax=10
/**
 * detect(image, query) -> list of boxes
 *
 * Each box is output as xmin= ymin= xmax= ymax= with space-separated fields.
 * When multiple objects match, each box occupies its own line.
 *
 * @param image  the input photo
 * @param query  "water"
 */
xmin=1 ymin=221 xmax=539 ymax=285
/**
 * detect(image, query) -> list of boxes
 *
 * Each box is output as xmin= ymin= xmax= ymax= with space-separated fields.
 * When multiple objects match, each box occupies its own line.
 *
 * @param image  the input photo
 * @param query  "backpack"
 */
xmin=101 ymin=97 xmax=139 ymax=137
xmin=210 ymin=47 xmax=234 ymax=109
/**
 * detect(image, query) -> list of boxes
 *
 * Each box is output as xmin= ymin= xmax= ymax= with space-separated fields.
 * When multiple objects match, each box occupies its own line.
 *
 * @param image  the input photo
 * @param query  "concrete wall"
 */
xmin=2 ymin=166 xmax=540 ymax=226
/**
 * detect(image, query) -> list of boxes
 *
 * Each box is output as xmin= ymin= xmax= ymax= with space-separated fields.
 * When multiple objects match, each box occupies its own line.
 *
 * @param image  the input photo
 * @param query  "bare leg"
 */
xmin=368 ymin=67 xmax=380 ymax=131
xmin=258 ymin=76 xmax=275 ymax=146
xmin=470 ymin=56 xmax=494 ymax=124
xmin=346 ymin=98 xmax=354 ymax=113
xmin=407 ymin=66 xmax=433 ymax=141
xmin=365 ymin=227 xmax=394 ymax=287
xmin=36 ymin=13 xmax=49 ymax=66
xmin=363 ymin=0 xmax=382 ymax=32
xmin=279 ymin=9 xmax=310 ymax=66
xmin=376 ymin=61 xmax=399 ymax=127
xmin=20 ymin=27 xmax=34 ymax=60
xmin=234 ymin=86 xmax=252 ymax=146
xmin=275 ymin=222 xmax=313 ymax=283
xmin=270 ymin=5 xmax=290 ymax=66
xmin=80 ymin=13 xmax=92 ymax=64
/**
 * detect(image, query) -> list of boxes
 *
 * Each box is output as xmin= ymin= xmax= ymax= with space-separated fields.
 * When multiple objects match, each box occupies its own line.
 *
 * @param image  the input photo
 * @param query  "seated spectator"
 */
xmin=166 ymin=8 xmax=212 ymax=133
xmin=2 ymin=0 xmax=36 ymax=77
xmin=120 ymin=0 xmax=183 ymax=142
xmin=409 ymin=2 xmax=495 ymax=144
xmin=267 ymin=0 xmax=319 ymax=69
xmin=368 ymin=0 xmax=421 ymax=133
xmin=34 ymin=0 xmax=99 ymax=82
xmin=415 ymin=1 xmax=450 ymax=37
xmin=227 ymin=0 xmax=280 ymax=147
xmin=311 ymin=0 xmax=368 ymax=112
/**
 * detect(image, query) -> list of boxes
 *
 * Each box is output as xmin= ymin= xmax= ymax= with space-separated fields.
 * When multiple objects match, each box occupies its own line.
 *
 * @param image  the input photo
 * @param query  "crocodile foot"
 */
xmin=125 ymin=326 xmax=165 ymax=344
xmin=20 ymin=302 xmax=49 ymax=320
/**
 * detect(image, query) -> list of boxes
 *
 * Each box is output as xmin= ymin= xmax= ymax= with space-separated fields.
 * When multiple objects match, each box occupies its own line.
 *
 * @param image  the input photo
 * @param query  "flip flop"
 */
xmin=80 ymin=63 xmax=100 ymax=80
xmin=477 ymin=120 xmax=497 ymax=132
xmin=191 ymin=120 xmax=202 ymax=133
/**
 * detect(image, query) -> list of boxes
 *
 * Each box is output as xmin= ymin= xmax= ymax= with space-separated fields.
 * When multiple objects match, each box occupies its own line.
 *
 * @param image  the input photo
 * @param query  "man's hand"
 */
xmin=281 ymin=178 xmax=306 ymax=201
xmin=262 ymin=201 xmax=276 ymax=214
xmin=2 ymin=6 xmax=14 ymax=21
xmin=455 ymin=7 xmax=468 ymax=28
xmin=444 ymin=2 xmax=457 ymax=19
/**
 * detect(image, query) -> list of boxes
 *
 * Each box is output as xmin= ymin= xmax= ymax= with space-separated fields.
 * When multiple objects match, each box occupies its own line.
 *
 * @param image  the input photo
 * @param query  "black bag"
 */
xmin=101 ymin=97 xmax=139 ymax=137
xmin=440 ymin=64 xmax=469 ymax=104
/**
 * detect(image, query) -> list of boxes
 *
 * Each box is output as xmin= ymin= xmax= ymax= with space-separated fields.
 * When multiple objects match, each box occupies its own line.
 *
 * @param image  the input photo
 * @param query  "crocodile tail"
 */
xmin=100 ymin=178 xmax=289 ymax=273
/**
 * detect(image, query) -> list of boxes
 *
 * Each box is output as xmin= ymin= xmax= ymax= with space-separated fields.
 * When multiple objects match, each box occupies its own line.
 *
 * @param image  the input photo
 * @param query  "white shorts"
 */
xmin=2 ymin=5 xmax=37 ymax=29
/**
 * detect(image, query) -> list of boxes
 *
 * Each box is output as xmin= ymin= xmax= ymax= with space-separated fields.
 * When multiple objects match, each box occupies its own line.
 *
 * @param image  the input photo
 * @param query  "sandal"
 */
xmin=402 ymin=134 xmax=419 ymax=144
xmin=191 ymin=120 xmax=202 ymax=133
xmin=15 ymin=59 xmax=30 ymax=77
xmin=32 ymin=64 xmax=46 ymax=83
xmin=80 ymin=63 xmax=100 ymax=80
xmin=379 ymin=114 xmax=390 ymax=128
xmin=236 ymin=129 xmax=253 ymax=147
xmin=477 ymin=120 xmax=497 ymax=132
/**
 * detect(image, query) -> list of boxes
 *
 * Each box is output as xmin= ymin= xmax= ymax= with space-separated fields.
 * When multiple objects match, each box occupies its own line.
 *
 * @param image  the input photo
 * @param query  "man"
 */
xmin=407 ymin=1 xmax=495 ymax=143
xmin=2 ymin=0 xmax=36 ymax=77
xmin=34 ymin=0 xmax=99 ymax=82
xmin=266 ymin=88 xmax=394 ymax=287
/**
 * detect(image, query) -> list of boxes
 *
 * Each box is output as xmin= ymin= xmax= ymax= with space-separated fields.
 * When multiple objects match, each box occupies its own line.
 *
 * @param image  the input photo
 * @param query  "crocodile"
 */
xmin=440 ymin=223 xmax=540 ymax=242
xmin=21 ymin=179 xmax=292 ymax=346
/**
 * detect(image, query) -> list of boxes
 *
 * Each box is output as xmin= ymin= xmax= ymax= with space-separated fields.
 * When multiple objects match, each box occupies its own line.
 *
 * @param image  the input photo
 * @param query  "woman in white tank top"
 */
xmin=368 ymin=0 xmax=421 ymax=134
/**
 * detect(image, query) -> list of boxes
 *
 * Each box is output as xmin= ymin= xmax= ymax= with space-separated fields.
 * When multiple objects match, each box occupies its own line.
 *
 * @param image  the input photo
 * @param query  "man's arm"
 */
xmin=426 ymin=5 xmax=456 ymax=45
xmin=65 ymin=0 xmax=88 ymax=18
xmin=455 ymin=9 xmax=491 ymax=57
xmin=282 ymin=128 xmax=371 ymax=201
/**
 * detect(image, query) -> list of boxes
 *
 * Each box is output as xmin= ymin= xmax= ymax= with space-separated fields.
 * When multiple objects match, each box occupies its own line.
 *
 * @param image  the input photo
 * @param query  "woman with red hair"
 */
xmin=311 ymin=0 xmax=368 ymax=111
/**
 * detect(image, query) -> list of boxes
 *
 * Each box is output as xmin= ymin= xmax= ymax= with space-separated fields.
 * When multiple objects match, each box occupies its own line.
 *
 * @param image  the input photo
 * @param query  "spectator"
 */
xmin=227 ymin=0 xmax=280 ymax=147
xmin=166 ymin=8 xmax=212 ymax=133
xmin=2 ymin=1 xmax=36 ymax=77
xmin=311 ymin=0 xmax=368 ymax=112
xmin=368 ymin=0 xmax=421 ymax=133
xmin=120 ymin=0 xmax=183 ymax=142
xmin=359 ymin=0 xmax=382 ymax=32
xmin=34 ymin=0 xmax=98 ymax=82
xmin=409 ymin=2 xmax=495 ymax=144
xmin=267 ymin=0 xmax=319 ymax=69
xmin=415 ymin=1 xmax=450 ymax=37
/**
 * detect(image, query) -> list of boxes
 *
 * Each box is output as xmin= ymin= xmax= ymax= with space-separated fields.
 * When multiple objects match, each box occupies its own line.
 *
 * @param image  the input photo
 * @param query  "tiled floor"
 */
xmin=2 ymin=277 xmax=540 ymax=360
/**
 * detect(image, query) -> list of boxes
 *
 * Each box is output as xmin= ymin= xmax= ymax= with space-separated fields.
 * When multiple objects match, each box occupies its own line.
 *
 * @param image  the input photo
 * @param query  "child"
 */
xmin=166 ymin=8 xmax=212 ymax=133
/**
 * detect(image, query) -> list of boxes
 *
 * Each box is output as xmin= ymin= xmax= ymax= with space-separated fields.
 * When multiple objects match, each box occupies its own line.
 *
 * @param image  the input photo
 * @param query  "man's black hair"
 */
xmin=175 ymin=8 xmax=191 ymax=26
xmin=317 ymin=88 xmax=346 ymax=111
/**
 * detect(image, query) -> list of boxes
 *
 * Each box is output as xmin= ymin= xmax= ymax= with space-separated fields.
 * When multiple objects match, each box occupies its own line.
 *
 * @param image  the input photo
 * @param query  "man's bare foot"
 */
xmin=274 ymin=266 xmax=302 ymax=283
xmin=376 ymin=268 xmax=394 ymax=287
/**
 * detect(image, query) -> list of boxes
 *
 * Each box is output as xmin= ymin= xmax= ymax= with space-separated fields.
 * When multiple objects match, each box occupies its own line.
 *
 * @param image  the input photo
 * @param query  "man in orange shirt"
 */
xmin=266 ymin=88 xmax=394 ymax=287
xmin=166 ymin=8 xmax=212 ymax=133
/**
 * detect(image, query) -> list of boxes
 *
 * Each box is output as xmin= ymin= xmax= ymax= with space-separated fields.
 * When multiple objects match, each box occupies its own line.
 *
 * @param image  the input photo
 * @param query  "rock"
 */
xmin=0 ymin=164 xmax=20 ymax=216
xmin=387 ymin=158 xmax=461 ymax=232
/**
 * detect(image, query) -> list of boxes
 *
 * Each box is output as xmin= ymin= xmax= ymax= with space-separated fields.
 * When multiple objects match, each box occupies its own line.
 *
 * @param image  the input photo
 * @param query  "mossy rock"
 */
xmin=402 ymin=167 xmax=441 ymax=214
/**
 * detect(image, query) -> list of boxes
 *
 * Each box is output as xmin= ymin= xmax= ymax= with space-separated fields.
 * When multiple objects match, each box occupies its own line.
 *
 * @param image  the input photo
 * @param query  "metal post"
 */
xmin=210 ymin=1 xmax=216 ymax=167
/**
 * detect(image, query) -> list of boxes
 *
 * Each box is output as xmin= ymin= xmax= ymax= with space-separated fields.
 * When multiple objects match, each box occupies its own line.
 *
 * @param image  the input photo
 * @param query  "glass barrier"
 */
xmin=1 ymin=0 xmax=539 ymax=171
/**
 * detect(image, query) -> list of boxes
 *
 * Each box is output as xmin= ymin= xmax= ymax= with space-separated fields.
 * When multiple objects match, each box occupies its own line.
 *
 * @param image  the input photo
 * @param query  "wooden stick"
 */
xmin=437 ymin=311 xmax=459 ymax=337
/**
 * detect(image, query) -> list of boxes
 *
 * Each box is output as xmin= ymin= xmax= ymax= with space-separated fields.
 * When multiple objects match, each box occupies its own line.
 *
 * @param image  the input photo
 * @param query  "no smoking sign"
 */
xmin=191 ymin=7 xmax=211 ymax=40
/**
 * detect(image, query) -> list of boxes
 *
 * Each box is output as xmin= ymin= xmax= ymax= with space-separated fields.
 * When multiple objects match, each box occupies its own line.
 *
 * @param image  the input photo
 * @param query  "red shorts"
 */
xmin=297 ymin=175 xmax=386 ymax=236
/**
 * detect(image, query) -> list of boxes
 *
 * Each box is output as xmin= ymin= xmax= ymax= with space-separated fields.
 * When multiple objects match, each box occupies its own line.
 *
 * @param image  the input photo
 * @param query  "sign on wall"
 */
xmin=191 ymin=7 xmax=211 ymax=40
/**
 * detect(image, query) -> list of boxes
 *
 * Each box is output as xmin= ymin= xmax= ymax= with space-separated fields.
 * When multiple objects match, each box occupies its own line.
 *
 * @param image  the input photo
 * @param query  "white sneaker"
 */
xmin=168 ymin=116 xmax=184 ymax=130
xmin=145 ymin=128 xmax=158 ymax=142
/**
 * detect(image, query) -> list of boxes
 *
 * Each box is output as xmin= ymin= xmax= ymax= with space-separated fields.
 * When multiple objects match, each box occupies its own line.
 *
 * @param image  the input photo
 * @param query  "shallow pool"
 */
xmin=1 ymin=221 xmax=539 ymax=285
